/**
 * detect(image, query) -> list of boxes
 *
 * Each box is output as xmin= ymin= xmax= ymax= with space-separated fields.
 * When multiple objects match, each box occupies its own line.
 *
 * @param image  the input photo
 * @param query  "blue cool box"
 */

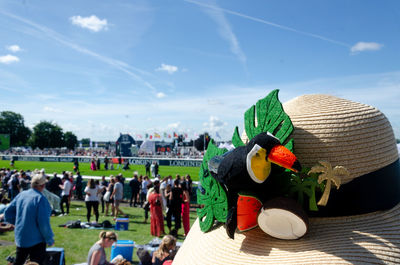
xmin=110 ymin=240 xmax=135 ymax=261
xmin=115 ymin=218 xmax=129 ymax=230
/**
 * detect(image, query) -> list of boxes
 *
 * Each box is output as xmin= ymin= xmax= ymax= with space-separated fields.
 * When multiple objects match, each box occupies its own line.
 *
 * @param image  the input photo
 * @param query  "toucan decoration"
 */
xmin=209 ymin=132 xmax=306 ymax=239
xmin=197 ymin=90 xmax=346 ymax=240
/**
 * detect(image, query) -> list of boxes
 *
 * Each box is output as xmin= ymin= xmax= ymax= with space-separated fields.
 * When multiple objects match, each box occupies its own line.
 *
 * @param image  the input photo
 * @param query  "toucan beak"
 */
xmin=267 ymin=145 xmax=302 ymax=173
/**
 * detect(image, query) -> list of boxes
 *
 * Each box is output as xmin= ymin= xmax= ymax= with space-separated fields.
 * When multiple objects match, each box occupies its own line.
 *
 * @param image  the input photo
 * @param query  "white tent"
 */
xmin=139 ymin=140 xmax=156 ymax=154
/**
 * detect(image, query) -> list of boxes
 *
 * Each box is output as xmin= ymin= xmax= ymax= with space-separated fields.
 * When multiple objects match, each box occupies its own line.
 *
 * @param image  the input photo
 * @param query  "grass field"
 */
xmin=0 ymin=201 xmax=198 ymax=264
xmin=0 ymin=160 xmax=200 ymax=181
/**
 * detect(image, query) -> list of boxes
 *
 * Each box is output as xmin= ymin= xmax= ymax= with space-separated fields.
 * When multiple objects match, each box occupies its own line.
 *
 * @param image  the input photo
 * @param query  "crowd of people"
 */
xmin=0 ymin=146 xmax=204 ymax=159
xmin=0 ymin=167 xmax=190 ymax=264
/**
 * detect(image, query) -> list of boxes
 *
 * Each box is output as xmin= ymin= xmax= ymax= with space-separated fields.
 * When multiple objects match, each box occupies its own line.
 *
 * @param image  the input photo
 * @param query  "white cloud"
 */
xmin=156 ymin=63 xmax=178 ymax=74
xmin=6 ymin=45 xmax=21 ymax=52
xmin=43 ymin=106 xmax=62 ymax=113
xmin=156 ymin=92 xmax=166 ymax=98
xmin=168 ymin=122 xmax=181 ymax=129
xmin=2 ymin=11 xmax=159 ymax=93
xmin=70 ymin=15 xmax=108 ymax=32
xmin=351 ymin=42 xmax=383 ymax=54
xmin=0 ymin=54 xmax=19 ymax=64
xmin=203 ymin=116 xmax=227 ymax=131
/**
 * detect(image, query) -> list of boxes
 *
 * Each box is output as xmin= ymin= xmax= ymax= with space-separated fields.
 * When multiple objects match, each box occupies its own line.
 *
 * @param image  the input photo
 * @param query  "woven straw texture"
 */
xmin=283 ymin=95 xmax=398 ymax=184
xmin=174 ymin=203 xmax=400 ymax=264
xmin=174 ymin=94 xmax=400 ymax=264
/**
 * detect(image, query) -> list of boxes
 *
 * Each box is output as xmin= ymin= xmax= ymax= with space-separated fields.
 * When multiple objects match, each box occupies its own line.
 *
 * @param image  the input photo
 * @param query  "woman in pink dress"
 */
xmin=181 ymin=182 xmax=190 ymax=236
xmin=90 ymin=157 xmax=97 ymax=171
xmin=149 ymin=186 xmax=165 ymax=237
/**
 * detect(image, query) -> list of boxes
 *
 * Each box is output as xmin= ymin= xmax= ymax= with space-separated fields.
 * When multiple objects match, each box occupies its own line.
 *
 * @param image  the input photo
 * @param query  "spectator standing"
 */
xmin=154 ymin=162 xmax=159 ymax=177
xmin=185 ymin=175 xmax=193 ymax=197
xmin=3 ymin=169 xmax=12 ymax=199
xmin=5 ymin=173 xmax=54 ymax=265
xmin=110 ymin=159 xmax=114 ymax=170
xmin=10 ymin=172 xmax=20 ymax=200
xmin=149 ymin=184 xmax=164 ymax=237
xmin=111 ymin=175 xmax=126 ymax=218
xmin=129 ymin=173 xmax=140 ymax=207
xmin=166 ymin=179 xmax=183 ymax=236
xmin=138 ymin=175 xmax=143 ymax=204
xmin=181 ymin=183 xmax=191 ymax=236
xmin=59 ymin=174 xmax=72 ymax=215
xmin=159 ymin=177 xmax=168 ymax=211
xmin=85 ymin=179 xmax=100 ymax=223
xmin=123 ymin=159 xmax=130 ymax=170
xmin=73 ymin=158 xmax=79 ymax=173
xmin=117 ymin=155 xmax=122 ymax=169
xmin=145 ymin=161 xmax=150 ymax=176
xmin=75 ymin=171 xmax=83 ymax=200
xmin=104 ymin=156 xmax=109 ymax=170
xmin=48 ymin=173 xmax=62 ymax=197
xmin=19 ymin=172 xmax=30 ymax=191
xmin=150 ymin=162 xmax=155 ymax=178
xmin=100 ymin=176 xmax=108 ymax=214
xmin=143 ymin=182 xmax=154 ymax=223
xmin=96 ymin=157 xmax=101 ymax=171
xmin=164 ymin=184 xmax=172 ymax=215
xmin=90 ymin=157 xmax=97 ymax=171
xmin=140 ymin=176 xmax=150 ymax=207
xmin=104 ymin=177 xmax=115 ymax=217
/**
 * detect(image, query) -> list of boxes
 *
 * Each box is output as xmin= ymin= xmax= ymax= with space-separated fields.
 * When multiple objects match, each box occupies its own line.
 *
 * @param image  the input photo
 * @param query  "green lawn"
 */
xmin=0 ymin=201 xmax=198 ymax=264
xmin=0 ymin=160 xmax=200 ymax=181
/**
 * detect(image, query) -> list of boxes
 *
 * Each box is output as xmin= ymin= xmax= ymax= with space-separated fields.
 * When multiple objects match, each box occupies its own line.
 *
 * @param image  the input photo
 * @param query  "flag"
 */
xmin=168 ymin=134 xmax=171 ymax=138
xmin=150 ymin=135 xmax=153 ymax=139
xmin=154 ymin=132 xmax=161 ymax=138
xmin=174 ymin=132 xmax=178 ymax=138
xmin=163 ymin=132 xmax=167 ymax=138
xmin=145 ymin=133 xmax=149 ymax=139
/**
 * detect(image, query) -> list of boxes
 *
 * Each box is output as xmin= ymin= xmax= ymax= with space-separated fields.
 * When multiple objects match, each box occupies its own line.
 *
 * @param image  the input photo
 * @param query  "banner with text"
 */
xmin=0 ymin=155 xmax=202 ymax=167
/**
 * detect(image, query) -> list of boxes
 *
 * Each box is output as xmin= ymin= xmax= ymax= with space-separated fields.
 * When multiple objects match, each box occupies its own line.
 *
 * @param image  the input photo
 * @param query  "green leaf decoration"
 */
xmin=289 ymin=173 xmax=319 ymax=211
xmin=196 ymin=139 xmax=229 ymax=232
xmin=232 ymin=126 xmax=245 ymax=147
xmin=232 ymin=89 xmax=294 ymax=150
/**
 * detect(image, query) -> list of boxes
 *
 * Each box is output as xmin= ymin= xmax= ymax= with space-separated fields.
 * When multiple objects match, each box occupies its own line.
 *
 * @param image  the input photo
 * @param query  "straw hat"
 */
xmin=174 ymin=94 xmax=400 ymax=264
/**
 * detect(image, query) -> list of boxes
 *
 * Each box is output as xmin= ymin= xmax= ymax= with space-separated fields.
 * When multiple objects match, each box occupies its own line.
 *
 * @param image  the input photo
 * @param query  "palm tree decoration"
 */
xmin=289 ymin=173 xmax=319 ymax=211
xmin=308 ymin=161 xmax=350 ymax=206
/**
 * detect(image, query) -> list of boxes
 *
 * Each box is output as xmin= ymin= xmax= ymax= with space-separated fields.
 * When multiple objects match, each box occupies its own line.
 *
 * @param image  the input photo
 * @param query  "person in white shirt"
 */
xmin=59 ymin=174 xmax=72 ymax=215
xmin=84 ymin=179 xmax=100 ymax=223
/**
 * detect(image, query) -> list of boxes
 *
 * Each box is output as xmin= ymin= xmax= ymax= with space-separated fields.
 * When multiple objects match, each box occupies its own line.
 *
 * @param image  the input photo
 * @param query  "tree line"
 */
xmin=0 ymin=111 xmax=78 ymax=149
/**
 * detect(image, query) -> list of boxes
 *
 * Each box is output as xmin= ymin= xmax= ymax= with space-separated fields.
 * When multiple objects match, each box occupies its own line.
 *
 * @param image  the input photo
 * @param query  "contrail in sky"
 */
xmin=0 ymin=10 xmax=158 ymax=92
xmin=185 ymin=0 xmax=351 ymax=48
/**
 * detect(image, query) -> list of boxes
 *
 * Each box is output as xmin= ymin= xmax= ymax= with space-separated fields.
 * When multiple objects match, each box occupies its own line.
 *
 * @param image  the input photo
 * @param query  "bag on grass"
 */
xmin=143 ymin=201 xmax=150 ymax=211
xmin=103 ymin=191 xmax=111 ymax=202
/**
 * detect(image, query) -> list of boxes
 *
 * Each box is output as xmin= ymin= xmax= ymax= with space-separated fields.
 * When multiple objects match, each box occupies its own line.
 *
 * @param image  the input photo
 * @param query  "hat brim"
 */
xmin=174 ymin=203 xmax=400 ymax=264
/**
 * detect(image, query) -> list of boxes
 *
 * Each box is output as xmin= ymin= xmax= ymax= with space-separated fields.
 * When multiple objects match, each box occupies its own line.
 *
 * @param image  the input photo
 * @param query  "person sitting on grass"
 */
xmin=151 ymin=235 xmax=176 ymax=265
xmin=87 ymin=231 xmax=117 ymax=265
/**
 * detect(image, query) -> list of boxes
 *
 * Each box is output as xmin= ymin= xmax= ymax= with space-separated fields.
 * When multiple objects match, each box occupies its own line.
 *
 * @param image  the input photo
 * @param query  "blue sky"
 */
xmin=0 ymin=0 xmax=399 ymax=142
